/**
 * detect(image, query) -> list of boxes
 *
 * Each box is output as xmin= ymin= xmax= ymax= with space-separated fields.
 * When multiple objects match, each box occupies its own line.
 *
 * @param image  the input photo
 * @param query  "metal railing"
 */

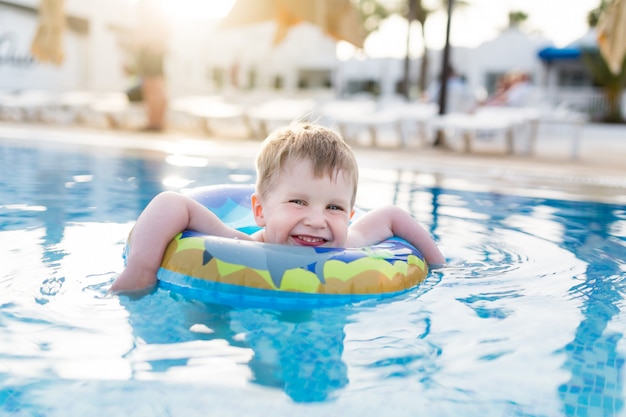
xmin=544 ymin=87 xmax=626 ymax=121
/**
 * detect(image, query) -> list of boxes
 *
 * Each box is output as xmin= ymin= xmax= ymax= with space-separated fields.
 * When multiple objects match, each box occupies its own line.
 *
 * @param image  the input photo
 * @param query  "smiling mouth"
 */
xmin=293 ymin=235 xmax=328 ymax=246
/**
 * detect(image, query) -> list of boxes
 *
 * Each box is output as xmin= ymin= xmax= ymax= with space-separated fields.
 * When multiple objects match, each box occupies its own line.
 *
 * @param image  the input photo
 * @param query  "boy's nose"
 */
xmin=304 ymin=209 xmax=326 ymax=228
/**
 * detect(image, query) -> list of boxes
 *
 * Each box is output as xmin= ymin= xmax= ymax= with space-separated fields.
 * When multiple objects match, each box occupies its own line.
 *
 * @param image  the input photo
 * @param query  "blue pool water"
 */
xmin=1 ymin=135 xmax=625 ymax=417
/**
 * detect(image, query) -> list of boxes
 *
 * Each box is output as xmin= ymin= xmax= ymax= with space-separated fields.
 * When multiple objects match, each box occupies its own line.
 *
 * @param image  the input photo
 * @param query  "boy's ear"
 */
xmin=251 ymin=193 xmax=266 ymax=227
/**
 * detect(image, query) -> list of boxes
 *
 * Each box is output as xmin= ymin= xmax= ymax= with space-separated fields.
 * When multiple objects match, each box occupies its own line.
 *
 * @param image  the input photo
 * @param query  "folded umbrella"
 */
xmin=30 ymin=0 xmax=66 ymax=65
xmin=219 ymin=0 xmax=365 ymax=48
xmin=597 ymin=0 xmax=626 ymax=74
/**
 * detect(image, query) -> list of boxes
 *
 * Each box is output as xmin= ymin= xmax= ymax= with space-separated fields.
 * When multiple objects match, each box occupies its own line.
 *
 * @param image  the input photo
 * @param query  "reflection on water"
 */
xmin=1 ymin=140 xmax=625 ymax=416
xmin=121 ymin=293 xmax=350 ymax=402
xmin=556 ymin=203 xmax=625 ymax=416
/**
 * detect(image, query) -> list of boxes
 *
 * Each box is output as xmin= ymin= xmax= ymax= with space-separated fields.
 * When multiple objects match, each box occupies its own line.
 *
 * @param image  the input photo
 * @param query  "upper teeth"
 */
xmin=299 ymin=236 xmax=323 ymax=243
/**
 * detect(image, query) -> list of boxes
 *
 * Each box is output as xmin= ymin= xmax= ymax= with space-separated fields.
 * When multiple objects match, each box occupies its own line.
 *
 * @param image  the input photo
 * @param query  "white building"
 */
xmin=338 ymin=27 xmax=552 ymax=99
xmin=0 ymin=0 xmax=599 ymax=109
xmin=0 ymin=0 xmax=133 ymax=92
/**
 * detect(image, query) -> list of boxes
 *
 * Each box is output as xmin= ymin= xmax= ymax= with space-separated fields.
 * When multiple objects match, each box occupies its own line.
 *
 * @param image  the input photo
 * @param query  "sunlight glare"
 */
xmin=160 ymin=0 xmax=235 ymax=20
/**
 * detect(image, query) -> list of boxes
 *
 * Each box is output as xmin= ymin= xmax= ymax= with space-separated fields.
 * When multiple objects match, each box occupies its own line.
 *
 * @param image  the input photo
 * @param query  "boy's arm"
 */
xmin=346 ymin=205 xmax=445 ymax=267
xmin=110 ymin=191 xmax=253 ymax=293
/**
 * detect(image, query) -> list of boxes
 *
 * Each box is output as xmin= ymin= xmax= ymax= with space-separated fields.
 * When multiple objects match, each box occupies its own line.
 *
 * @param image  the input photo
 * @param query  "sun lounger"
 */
xmin=0 ymin=90 xmax=56 ymax=122
xmin=170 ymin=95 xmax=250 ymax=137
xmin=431 ymin=105 xmax=587 ymax=158
xmin=428 ymin=112 xmax=518 ymax=153
xmin=318 ymin=99 xmax=402 ymax=147
xmin=246 ymin=98 xmax=317 ymax=139
xmin=532 ymin=107 xmax=588 ymax=159
xmin=88 ymin=92 xmax=144 ymax=129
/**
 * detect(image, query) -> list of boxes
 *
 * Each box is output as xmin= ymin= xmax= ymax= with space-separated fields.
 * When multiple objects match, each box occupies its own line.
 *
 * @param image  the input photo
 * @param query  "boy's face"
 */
xmin=252 ymin=157 xmax=354 ymax=247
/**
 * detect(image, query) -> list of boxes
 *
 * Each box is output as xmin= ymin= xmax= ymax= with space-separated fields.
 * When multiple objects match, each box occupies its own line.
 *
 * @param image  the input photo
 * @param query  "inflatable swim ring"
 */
xmin=149 ymin=184 xmax=429 ymax=309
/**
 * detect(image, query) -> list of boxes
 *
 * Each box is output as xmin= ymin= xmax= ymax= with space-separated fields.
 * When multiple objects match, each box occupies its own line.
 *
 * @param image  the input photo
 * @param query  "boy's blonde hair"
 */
xmin=255 ymin=123 xmax=359 ymax=207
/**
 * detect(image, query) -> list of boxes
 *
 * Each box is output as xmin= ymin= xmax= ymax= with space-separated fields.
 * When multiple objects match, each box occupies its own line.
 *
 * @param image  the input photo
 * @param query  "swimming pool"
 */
xmin=1 ymin=131 xmax=625 ymax=417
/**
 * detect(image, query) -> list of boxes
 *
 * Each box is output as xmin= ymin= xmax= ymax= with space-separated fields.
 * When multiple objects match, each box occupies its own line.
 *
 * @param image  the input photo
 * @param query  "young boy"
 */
xmin=111 ymin=123 xmax=444 ymax=292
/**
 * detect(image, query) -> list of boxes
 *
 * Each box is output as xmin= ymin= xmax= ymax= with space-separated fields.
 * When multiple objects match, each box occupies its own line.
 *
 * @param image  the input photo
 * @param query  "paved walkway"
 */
xmin=1 ymin=120 xmax=625 ymax=202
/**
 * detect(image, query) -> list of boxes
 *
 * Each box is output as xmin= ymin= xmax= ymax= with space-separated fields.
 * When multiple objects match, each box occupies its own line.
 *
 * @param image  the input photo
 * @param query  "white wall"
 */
xmin=465 ymin=28 xmax=549 ymax=93
xmin=0 ymin=3 xmax=84 ymax=91
xmin=202 ymin=22 xmax=338 ymax=91
xmin=0 ymin=2 xmax=572 ymax=102
xmin=336 ymin=27 xmax=553 ymax=101
xmin=71 ymin=0 xmax=133 ymax=92
xmin=0 ymin=0 xmax=132 ymax=93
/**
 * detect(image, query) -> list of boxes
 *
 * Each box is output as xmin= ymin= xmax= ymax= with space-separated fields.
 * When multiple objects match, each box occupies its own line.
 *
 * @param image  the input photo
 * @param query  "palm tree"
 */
xmin=403 ymin=0 xmax=429 ymax=99
xmin=352 ymin=0 xmax=466 ymax=98
xmin=387 ymin=0 xmax=433 ymax=99
xmin=587 ymin=0 xmax=612 ymax=26
xmin=580 ymin=49 xmax=626 ymax=122
xmin=397 ymin=0 xmax=469 ymax=99
xmin=584 ymin=0 xmax=626 ymax=123
xmin=352 ymin=0 xmax=392 ymax=36
xmin=507 ymin=11 xmax=528 ymax=28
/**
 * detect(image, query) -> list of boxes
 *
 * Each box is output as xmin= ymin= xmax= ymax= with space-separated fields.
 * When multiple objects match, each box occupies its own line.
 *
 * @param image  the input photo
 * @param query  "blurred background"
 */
xmin=0 ymin=0 xmax=623 ymax=132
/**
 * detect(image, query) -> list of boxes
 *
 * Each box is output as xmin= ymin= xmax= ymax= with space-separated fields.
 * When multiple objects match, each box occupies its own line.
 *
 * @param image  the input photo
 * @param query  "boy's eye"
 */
xmin=289 ymin=199 xmax=305 ymax=205
xmin=327 ymin=204 xmax=345 ymax=211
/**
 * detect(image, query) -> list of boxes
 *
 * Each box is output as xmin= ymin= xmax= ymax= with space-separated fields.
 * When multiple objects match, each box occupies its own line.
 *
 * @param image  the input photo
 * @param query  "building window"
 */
xmin=298 ymin=69 xmax=332 ymax=89
xmin=345 ymin=79 xmax=380 ymax=96
xmin=557 ymin=68 xmax=591 ymax=87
